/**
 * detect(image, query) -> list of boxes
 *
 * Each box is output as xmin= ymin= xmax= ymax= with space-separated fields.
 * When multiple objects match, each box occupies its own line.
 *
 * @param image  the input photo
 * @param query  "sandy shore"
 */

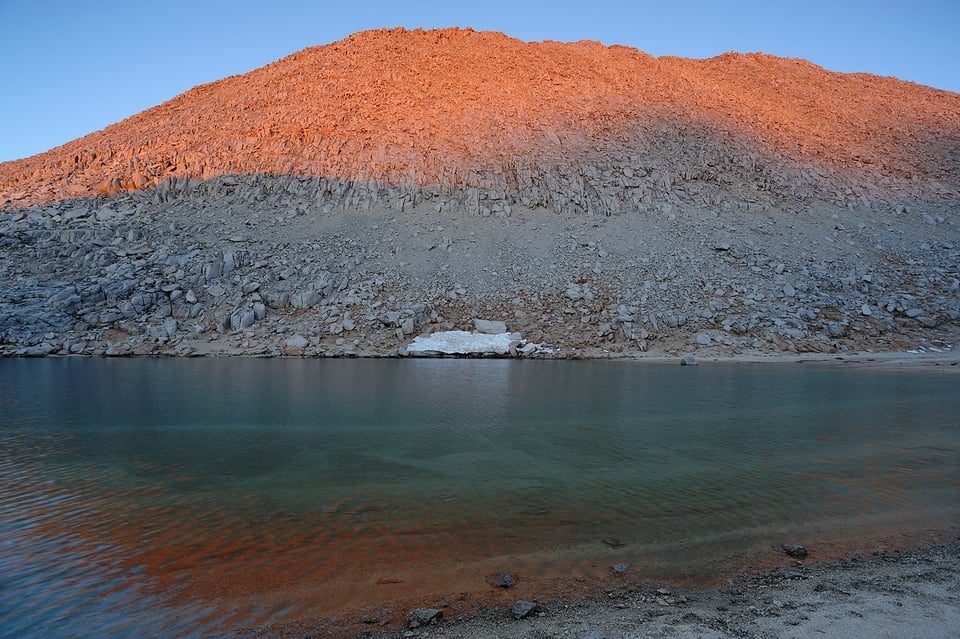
xmin=352 ymin=540 xmax=959 ymax=639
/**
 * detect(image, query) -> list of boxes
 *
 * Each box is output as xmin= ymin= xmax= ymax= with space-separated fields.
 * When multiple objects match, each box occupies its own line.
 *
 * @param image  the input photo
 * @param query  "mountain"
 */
xmin=0 ymin=28 xmax=958 ymax=359
xmin=2 ymin=27 xmax=959 ymax=212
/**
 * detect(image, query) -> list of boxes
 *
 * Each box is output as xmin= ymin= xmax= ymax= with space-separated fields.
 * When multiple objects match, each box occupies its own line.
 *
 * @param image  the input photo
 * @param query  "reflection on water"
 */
xmin=1 ymin=358 xmax=958 ymax=637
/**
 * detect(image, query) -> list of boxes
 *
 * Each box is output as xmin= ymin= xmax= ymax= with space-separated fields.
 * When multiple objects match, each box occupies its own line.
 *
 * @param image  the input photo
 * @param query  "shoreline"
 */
xmin=295 ymin=538 xmax=960 ymax=639
xmin=614 ymin=347 xmax=960 ymax=369
xmin=397 ymin=539 xmax=960 ymax=639
xmin=3 ymin=347 xmax=958 ymax=370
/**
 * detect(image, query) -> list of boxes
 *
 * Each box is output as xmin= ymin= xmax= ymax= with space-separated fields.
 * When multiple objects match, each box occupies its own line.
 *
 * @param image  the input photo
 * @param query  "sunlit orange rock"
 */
xmin=1 ymin=27 xmax=958 ymax=211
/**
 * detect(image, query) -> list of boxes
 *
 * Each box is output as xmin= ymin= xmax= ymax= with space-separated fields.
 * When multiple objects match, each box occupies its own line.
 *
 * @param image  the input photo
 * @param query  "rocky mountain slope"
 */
xmin=0 ymin=28 xmax=958 ymax=357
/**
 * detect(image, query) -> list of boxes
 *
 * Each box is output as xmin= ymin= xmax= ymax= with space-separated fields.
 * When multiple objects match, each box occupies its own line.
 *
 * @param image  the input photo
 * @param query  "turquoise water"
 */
xmin=1 ymin=358 xmax=958 ymax=637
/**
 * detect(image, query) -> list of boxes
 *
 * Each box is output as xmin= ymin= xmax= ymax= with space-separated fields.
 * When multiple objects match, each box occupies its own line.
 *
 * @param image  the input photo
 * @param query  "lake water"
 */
xmin=1 ymin=358 xmax=958 ymax=637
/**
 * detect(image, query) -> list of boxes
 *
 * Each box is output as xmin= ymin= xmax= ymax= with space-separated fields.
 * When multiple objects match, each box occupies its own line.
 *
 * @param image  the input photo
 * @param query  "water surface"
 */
xmin=1 ymin=358 xmax=957 ymax=637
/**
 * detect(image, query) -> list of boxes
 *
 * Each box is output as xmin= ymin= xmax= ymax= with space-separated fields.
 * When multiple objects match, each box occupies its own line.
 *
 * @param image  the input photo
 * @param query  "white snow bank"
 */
xmin=407 ymin=330 xmax=518 ymax=355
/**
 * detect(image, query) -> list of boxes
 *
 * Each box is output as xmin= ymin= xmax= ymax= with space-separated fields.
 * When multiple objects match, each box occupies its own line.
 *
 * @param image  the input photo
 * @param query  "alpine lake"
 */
xmin=1 ymin=357 xmax=957 ymax=637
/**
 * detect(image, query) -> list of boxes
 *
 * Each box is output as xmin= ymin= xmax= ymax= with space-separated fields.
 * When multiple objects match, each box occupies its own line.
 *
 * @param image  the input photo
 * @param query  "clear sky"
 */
xmin=1 ymin=0 xmax=958 ymax=163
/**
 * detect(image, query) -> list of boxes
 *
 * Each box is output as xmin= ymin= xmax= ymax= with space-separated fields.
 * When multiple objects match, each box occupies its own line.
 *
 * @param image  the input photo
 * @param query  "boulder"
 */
xmin=263 ymin=290 xmax=290 ymax=309
xmin=824 ymin=322 xmax=846 ymax=338
xmin=290 ymin=290 xmax=320 ymax=309
xmin=162 ymin=317 xmax=178 ymax=338
xmin=285 ymin=334 xmax=309 ymax=350
xmin=474 ymin=318 xmax=507 ymax=334
xmin=518 ymin=342 xmax=539 ymax=356
xmin=230 ymin=309 xmax=256 ymax=331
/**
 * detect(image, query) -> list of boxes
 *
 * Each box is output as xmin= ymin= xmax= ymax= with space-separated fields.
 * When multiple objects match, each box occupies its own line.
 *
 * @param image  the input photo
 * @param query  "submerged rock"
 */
xmin=777 ymin=543 xmax=809 ymax=559
xmin=495 ymin=572 xmax=515 ymax=588
xmin=407 ymin=608 xmax=443 ymax=628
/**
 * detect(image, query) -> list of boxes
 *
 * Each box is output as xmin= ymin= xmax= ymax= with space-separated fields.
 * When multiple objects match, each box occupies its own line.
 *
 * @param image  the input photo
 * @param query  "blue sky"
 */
xmin=1 ymin=0 xmax=958 ymax=163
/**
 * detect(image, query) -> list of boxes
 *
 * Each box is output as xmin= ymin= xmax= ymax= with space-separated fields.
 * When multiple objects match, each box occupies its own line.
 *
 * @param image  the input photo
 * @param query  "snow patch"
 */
xmin=407 ymin=330 xmax=527 ymax=355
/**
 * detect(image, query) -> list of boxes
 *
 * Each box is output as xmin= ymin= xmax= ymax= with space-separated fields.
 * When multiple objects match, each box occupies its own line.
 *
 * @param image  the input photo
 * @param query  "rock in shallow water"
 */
xmin=407 ymin=608 xmax=443 ymax=628
xmin=777 ymin=543 xmax=809 ymax=559
xmin=495 ymin=572 xmax=515 ymax=588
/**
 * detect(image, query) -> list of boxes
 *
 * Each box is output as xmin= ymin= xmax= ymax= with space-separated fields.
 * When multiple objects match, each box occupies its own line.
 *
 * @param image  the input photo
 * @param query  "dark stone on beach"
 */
xmin=611 ymin=563 xmax=631 ymax=574
xmin=601 ymin=537 xmax=625 ymax=548
xmin=512 ymin=600 xmax=539 ymax=620
xmin=777 ymin=544 xmax=809 ymax=559
xmin=407 ymin=608 xmax=443 ymax=628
